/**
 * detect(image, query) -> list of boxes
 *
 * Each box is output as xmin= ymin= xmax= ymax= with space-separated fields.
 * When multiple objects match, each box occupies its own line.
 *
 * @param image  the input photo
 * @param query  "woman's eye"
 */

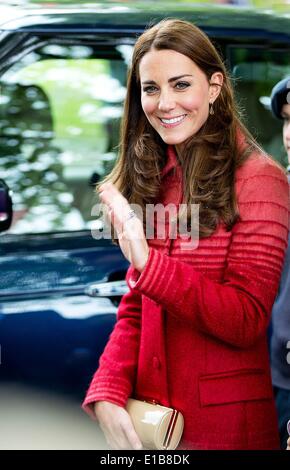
xmin=143 ymin=86 xmax=157 ymax=94
xmin=175 ymin=81 xmax=190 ymax=90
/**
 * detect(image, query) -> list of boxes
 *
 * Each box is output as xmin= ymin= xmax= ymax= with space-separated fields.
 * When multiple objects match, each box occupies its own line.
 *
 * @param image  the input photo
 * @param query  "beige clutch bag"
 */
xmin=126 ymin=398 xmax=184 ymax=450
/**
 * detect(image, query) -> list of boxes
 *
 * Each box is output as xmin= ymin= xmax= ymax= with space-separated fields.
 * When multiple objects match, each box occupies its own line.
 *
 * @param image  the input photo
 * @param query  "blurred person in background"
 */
xmin=270 ymin=76 xmax=290 ymax=450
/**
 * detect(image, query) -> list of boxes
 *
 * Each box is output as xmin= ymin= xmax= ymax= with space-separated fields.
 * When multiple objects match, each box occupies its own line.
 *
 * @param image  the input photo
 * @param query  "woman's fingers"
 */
xmin=99 ymin=183 xmax=130 ymax=215
xmin=99 ymin=182 xmax=125 ymax=210
xmin=94 ymin=401 xmax=142 ymax=450
xmin=98 ymin=182 xmax=148 ymax=270
xmin=121 ymin=412 xmax=143 ymax=450
xmin=99 ymin=183 xmax=138 ymax=237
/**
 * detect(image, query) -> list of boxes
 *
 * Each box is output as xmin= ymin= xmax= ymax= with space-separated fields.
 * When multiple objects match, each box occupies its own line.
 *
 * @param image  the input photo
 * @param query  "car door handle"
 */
xmin=85 ymin=280 xmax=129 ymax=298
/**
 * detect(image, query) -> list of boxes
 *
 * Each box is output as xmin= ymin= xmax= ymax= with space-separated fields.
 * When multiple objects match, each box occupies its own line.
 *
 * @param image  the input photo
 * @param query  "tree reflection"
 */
xmin=0 ymin=83 xmax=82 ymax=233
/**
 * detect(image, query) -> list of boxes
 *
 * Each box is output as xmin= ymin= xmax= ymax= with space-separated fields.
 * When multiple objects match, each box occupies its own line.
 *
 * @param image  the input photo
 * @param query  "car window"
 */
xmin=0 ymin=42 xmax=132 ymax=234
xmin=229 ymin=46 xmax=290 ymax=167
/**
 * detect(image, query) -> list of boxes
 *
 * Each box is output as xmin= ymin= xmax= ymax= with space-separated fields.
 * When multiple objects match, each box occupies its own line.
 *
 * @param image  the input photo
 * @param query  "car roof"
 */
xmin=0 ymin=2 xmax=290 ymax=43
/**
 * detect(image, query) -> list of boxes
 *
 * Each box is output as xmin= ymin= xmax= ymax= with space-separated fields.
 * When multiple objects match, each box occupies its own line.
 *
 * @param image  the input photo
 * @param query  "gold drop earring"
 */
xmin=209 ymin=101 xmax=214 ymax=115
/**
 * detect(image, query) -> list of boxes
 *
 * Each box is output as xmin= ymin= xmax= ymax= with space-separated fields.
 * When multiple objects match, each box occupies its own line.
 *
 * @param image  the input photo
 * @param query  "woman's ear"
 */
xmin=209 ymin=72 xmax=223 ymax=102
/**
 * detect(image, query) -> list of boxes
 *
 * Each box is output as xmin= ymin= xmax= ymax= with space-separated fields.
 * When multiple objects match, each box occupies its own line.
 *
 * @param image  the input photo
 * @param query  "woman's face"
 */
xmin=139 ymin=49 xmax=222 ymax=150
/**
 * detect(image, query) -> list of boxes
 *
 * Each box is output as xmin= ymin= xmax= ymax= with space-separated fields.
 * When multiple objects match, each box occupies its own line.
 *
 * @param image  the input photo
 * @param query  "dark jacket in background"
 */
xmin=271 ymin=176 xmax=290 ymax=389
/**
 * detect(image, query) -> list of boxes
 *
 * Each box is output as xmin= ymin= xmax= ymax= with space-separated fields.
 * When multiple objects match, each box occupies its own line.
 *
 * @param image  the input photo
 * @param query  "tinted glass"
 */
xmin=229 ymin=46 xmax=290 ymax=167
xmin=0 ymin=42 xmax=132 ymax=234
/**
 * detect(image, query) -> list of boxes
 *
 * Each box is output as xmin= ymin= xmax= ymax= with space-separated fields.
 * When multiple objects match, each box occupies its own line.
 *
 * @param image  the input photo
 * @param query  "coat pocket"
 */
xmin=199 ymin=368 xmax=273 ymax=407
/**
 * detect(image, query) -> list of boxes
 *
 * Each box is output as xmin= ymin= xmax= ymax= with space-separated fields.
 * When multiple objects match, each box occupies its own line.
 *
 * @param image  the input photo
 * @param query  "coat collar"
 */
xmin=161 ymin=145 xmax=179 ymax=177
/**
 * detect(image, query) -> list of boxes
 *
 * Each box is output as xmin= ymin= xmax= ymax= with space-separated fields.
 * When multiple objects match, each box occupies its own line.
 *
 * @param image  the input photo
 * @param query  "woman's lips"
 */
xmin=159 ymin=114 xmax=187 ymax=128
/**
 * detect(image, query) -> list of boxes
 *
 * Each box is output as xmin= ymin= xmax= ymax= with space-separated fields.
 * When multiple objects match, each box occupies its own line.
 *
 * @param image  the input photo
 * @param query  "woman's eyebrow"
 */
xmin=141 ymin=74 xmax=193 ymax=85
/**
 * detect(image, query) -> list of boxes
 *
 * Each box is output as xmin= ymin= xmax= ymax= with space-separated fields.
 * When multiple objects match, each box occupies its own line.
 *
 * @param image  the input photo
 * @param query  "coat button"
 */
xmin=153 ymin=356 xmax=161 ymax=369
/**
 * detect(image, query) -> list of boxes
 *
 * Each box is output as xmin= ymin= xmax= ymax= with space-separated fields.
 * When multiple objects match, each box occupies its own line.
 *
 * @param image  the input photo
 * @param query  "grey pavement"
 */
xmin=0 ymin=381 xmax=108 ymax=450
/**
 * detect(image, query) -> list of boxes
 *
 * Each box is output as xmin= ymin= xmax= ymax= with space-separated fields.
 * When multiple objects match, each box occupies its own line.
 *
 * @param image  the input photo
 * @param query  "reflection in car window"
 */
xmin=0 ymin=43 xmax=131 ymax=234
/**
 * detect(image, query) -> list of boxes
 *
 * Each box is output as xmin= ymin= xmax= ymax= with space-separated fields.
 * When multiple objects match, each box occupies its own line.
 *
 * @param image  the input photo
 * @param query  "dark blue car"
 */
xmin=0 ymin=1 xmax=289 ymax=405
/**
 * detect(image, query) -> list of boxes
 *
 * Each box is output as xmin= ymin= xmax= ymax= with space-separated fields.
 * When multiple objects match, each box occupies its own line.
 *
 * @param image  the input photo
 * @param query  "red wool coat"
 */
xmin=83 ymin=144 xmax=289 ymax=450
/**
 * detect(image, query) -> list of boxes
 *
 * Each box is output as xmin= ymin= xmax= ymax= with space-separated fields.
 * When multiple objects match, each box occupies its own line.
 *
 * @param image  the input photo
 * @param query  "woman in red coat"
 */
xmin=82 ymin=19 xmax=289 ymax=450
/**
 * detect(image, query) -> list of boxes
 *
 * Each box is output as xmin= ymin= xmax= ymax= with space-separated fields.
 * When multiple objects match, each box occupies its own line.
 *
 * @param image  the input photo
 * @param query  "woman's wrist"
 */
xmin=137 ymin=246 xmax=150 ymax=273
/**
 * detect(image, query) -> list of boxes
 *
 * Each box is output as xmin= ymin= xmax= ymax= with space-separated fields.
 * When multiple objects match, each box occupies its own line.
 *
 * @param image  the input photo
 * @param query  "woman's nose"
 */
xmin=158 ymin=91 xmax=175 ymax=112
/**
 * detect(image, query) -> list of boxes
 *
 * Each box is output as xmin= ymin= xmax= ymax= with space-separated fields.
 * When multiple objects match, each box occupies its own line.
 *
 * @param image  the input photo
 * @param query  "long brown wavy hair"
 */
xmin=101 ymin=18 xmax=259 ymax=239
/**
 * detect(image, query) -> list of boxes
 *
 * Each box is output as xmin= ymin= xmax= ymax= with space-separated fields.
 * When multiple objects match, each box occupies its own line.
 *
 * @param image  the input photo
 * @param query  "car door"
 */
xmin=0 ymin=20 xmax=135 ymax=395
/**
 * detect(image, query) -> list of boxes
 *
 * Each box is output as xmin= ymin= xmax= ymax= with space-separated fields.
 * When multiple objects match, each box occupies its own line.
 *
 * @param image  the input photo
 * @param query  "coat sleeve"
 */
xmin=128 ymin=162 xmax=289 ymax=349
xmin=82 ymin=265 xmax=142 ymax=417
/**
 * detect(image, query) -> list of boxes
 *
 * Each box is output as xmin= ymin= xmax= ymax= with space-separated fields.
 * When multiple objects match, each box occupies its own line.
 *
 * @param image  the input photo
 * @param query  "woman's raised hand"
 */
xmin=99 ymin=182 xmax=149 ymax=272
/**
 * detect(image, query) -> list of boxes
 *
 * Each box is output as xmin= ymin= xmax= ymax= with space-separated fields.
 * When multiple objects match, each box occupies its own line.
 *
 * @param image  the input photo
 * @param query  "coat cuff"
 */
xmin=82 ymin=376 xmax=132 ymax=419
xmin=128 ymin=248 xmax=170 ymax=296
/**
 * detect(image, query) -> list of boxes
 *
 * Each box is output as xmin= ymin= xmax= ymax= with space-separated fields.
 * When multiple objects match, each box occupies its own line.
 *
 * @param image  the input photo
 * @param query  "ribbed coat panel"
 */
xmin=83 ymin=145 xmax=289 ymax=450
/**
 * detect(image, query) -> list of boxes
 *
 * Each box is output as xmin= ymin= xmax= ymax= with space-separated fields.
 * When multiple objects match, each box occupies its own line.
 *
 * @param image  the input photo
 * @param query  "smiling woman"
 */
xmin=82 ymin=19 xmax=289 ymax=450
xmin=140 ymin=49 xmax=223 ymax=149
xmin=102 ymin=18 xmax=246 ymax=241
xmin=0 ymin=2 xmax=290 ymax=453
